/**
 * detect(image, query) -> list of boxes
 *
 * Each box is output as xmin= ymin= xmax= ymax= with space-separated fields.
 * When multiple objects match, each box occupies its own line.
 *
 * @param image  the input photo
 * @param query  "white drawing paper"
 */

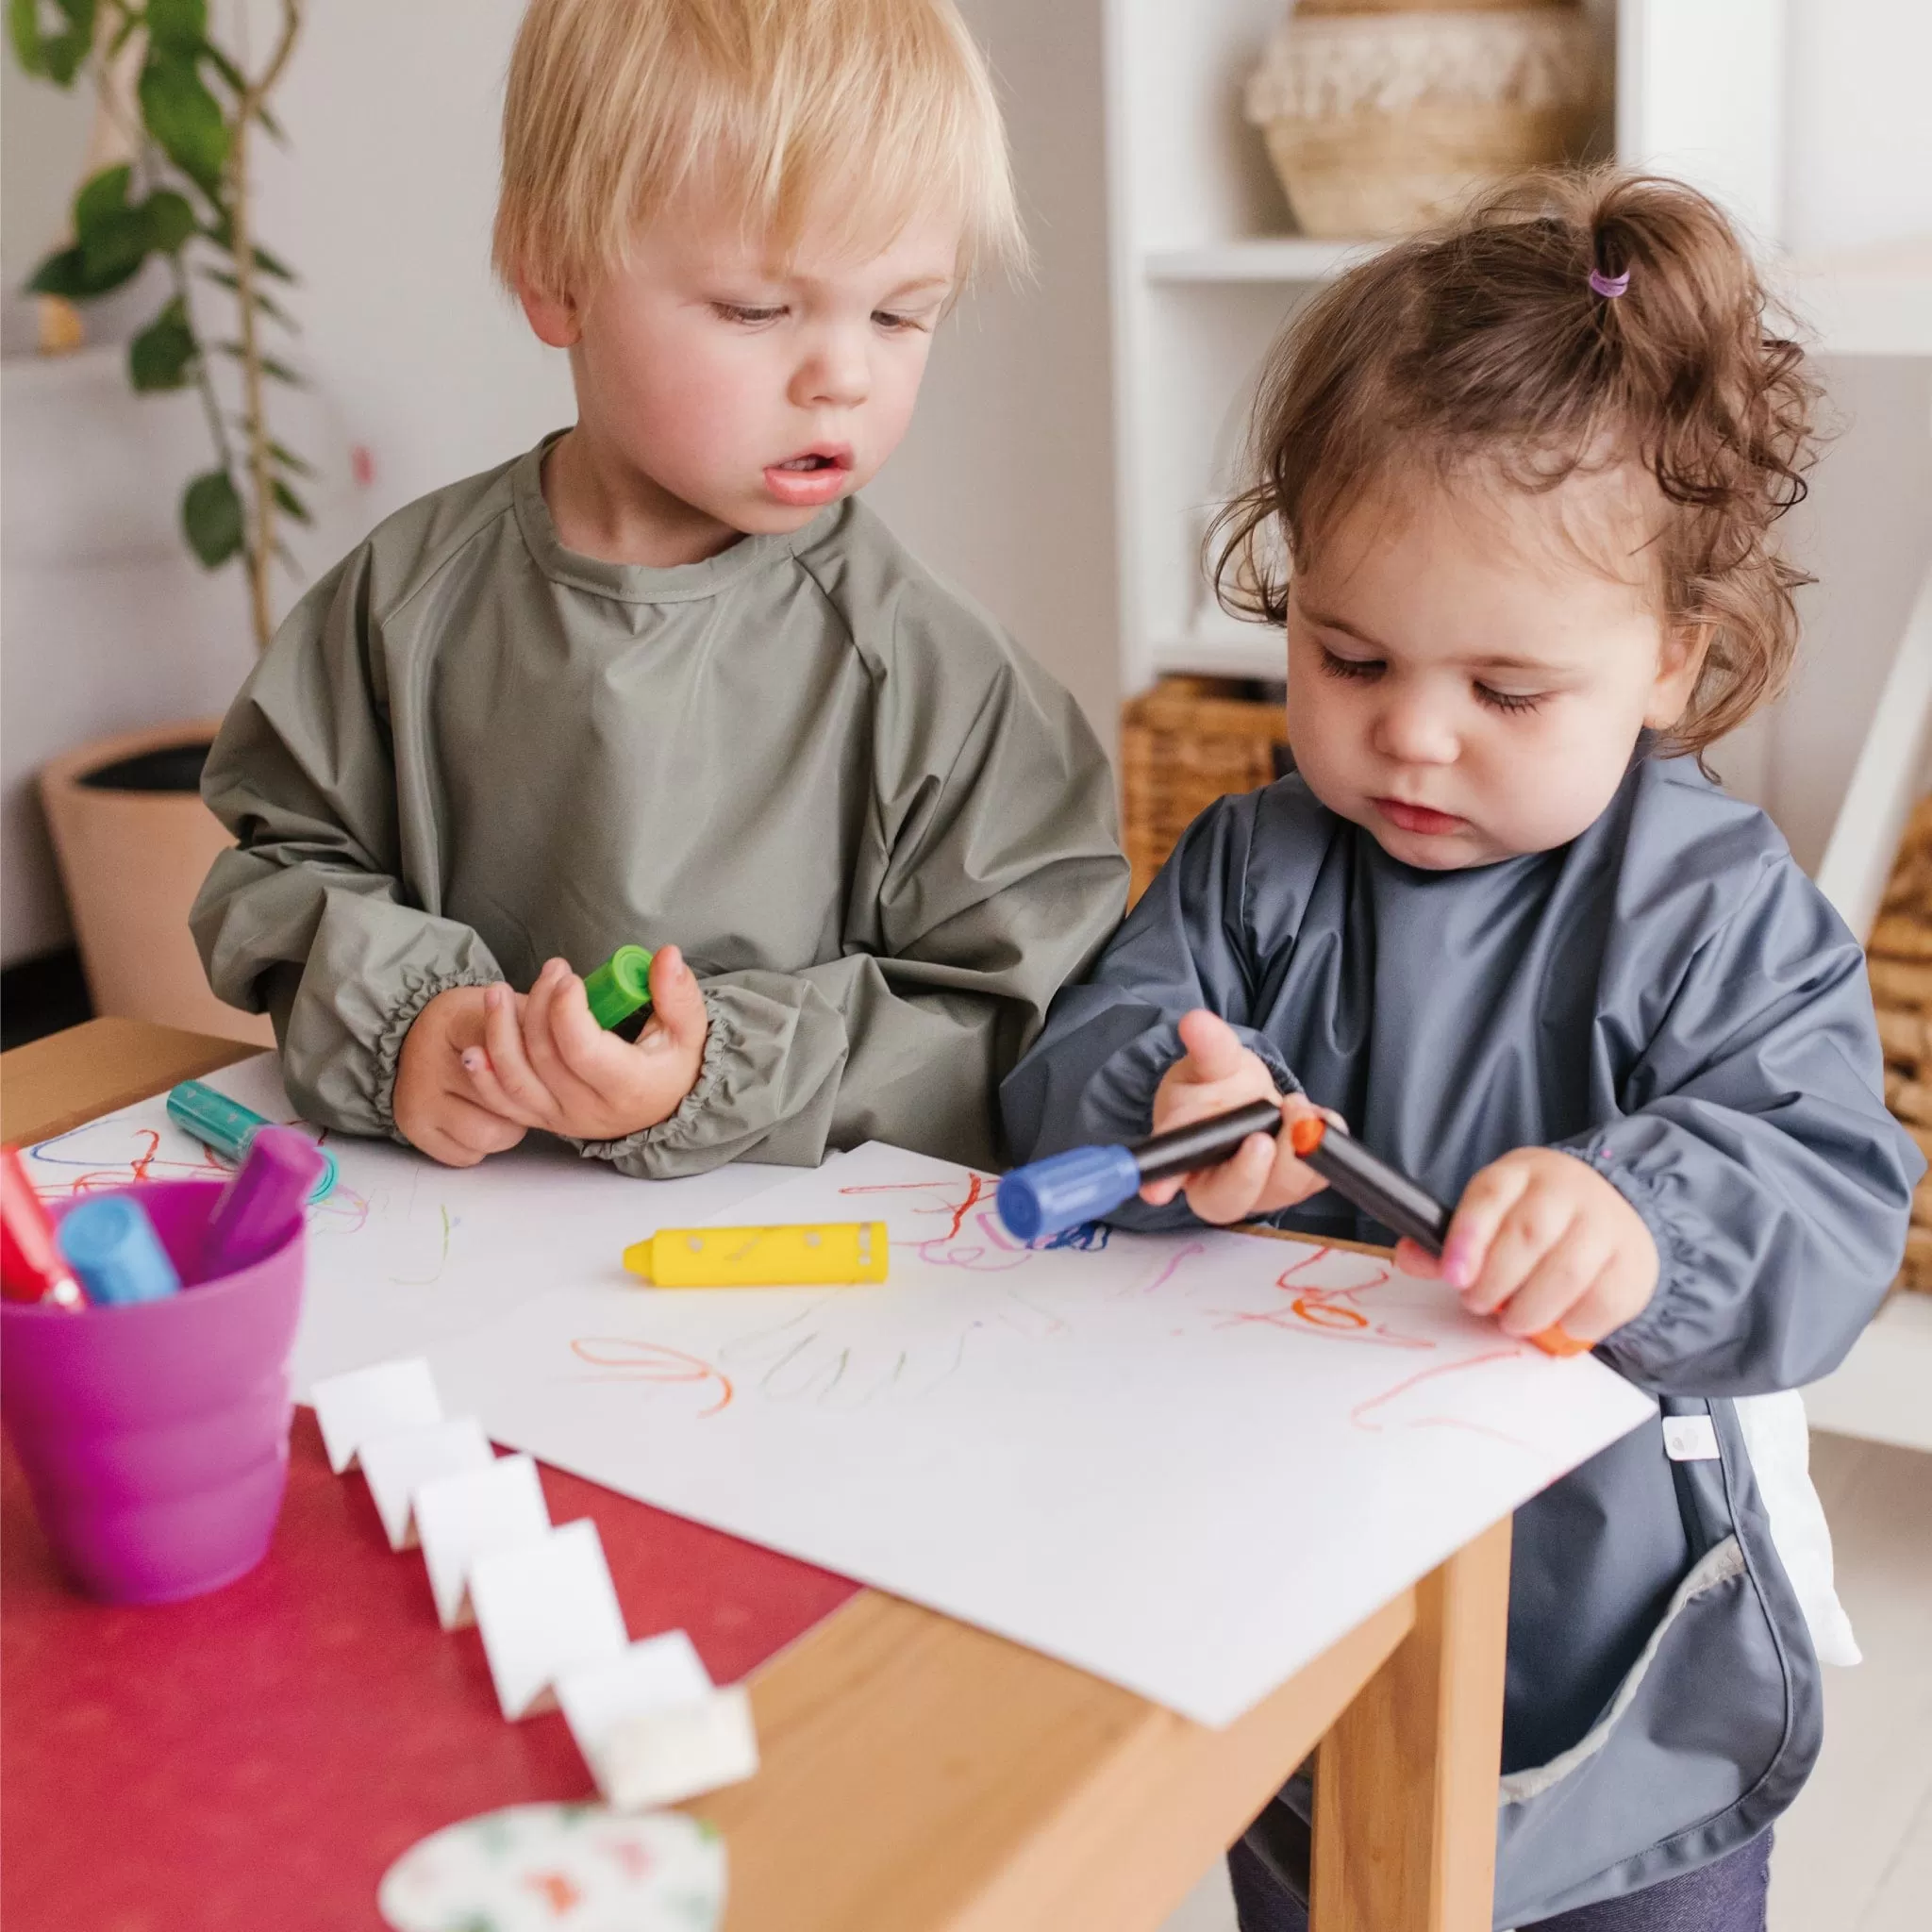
xmin=25 ymin=1076 xmax=1658 ymax=1728
xmin=425 ymin=1141 xmax=1657 ymax=1726
xmin=357 ymin=1415 xmax=495 ymax=1551
xmin=469 ymin=1520 xmax=629 ymax=1721
xmin=17 ymin=1054 xmax=798 ymax=1390
xmin=414 ymin=1452 xmax=554 ymax=1630
xmin=309 ymin=1357 xmax=442 ymax=1474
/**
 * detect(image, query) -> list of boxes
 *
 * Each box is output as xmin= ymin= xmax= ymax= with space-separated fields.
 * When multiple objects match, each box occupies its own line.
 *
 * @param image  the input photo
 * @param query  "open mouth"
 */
xmin=763 ymin=445 xmax=855 ymax=507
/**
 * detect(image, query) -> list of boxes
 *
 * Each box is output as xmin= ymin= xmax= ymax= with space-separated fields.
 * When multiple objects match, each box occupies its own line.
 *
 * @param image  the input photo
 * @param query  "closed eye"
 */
xmin=873 ymin=308 xmax=934 ymax=333
xmin=1318 ymin=645 xmax=1383 ymax=682
xmin=1474 ymin=684 xmax=1546 ymax=714
xmin=712 ymin=301 xmax=786 ymax=325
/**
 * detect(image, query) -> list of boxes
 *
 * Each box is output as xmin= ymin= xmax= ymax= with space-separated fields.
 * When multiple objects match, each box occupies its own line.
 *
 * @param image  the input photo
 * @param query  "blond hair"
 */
xmin=494 ymin=0 xmax=1026 ymax=299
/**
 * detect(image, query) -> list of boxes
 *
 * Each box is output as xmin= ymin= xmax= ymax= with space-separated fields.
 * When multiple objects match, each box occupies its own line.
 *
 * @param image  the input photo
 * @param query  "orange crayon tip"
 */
xmin=1289 ymin=1116 xmax=1325 ymax=1157
xmin=1530 ymin=1326 xmax=1591 ymax=1358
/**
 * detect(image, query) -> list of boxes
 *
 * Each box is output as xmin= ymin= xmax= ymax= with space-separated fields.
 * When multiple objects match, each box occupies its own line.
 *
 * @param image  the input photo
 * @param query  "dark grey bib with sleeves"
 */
xmin=1003 ymin=756 xmax=1918 ymax=1924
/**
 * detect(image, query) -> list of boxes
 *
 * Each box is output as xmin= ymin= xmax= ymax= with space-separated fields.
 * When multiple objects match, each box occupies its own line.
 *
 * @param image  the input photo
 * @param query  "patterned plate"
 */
xmin=378 ymin=1803 xmax=725 ymax=1932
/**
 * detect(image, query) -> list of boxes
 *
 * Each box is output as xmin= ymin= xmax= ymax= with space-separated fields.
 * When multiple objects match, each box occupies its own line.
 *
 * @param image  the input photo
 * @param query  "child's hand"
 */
xmin=457 ymin=946 xmax=710 ymax=1144
xmin=1140 ymin=1009 xmax=1329 ymax=1224
xmin=1394 ymin=1148 xmax=1659 ymax=1346
xmin=393 ymin=985 xmax=532 ymax=1168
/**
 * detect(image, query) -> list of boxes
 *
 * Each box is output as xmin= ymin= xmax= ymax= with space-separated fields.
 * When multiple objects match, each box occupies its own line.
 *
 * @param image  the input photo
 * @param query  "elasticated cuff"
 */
xmin=572 ymin=989 xmax=738 ymax=1167
xmin=1570 ymin=1140 xmax=1698 ymax=1363
xmin=372 ymin=966 xmax=505 ymax=1145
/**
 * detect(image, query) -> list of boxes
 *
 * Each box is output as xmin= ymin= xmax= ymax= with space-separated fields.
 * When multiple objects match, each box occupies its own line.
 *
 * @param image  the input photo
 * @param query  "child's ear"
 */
xmin=516 ymin=272 xmax=582 ymax=349
xmin=1643 ymin=620 xmax=1711 ymax=731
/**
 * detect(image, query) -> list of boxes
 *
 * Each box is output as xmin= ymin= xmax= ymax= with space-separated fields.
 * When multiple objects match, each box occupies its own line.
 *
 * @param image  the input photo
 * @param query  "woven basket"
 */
xmin=1870 ymin=795 xmax=1932 ymax=1291
xmin=1244 ymin=3 xmax=1602 ymax=240
xmin=1120 ymin=678 xmax=1291 ymax=904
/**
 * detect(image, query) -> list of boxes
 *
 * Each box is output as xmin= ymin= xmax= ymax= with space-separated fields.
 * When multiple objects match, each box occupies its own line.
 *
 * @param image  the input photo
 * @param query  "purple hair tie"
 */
xmin=1589 ymin=266 xmax=1631 ymax=299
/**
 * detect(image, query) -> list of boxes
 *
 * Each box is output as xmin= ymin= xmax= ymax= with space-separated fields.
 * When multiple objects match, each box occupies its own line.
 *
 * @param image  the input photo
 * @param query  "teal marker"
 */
xmin=584 ymin=944 xmax=655 ymax=1030
xmin=166 ymin=1080 xmax=337 ymax=1203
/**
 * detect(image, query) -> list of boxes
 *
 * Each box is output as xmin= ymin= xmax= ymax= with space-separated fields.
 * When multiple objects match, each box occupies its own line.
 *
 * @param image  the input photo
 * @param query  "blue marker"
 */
xmin=57 ymin=1195 xmax=183 ymax=1307
xmin=167 ymin=1080 xmax=336 ymax=1204
xmin=997 ymin=1099 xmax=1287 ymax=1242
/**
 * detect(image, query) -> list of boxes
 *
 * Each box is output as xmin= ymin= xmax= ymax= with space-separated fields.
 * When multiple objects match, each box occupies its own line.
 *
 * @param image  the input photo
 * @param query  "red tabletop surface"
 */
xmin=2 ymin=1407 xmax=859 ymax=1932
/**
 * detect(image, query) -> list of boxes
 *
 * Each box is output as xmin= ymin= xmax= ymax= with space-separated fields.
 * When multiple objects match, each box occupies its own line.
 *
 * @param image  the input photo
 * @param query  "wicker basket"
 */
xmin=1244 ymin=2 xmax=1602 ymax=240
xmin=1870 ymin=795 xmax=1932 ymax=1291
xmin=1120 ymin=678 xmax=1291 ymax=903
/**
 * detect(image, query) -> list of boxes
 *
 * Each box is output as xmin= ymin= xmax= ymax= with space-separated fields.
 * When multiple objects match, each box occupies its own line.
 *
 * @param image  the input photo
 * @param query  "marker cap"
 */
xmin=166 ymin=1081 xmax=337 ymax=1203
xmin=57 ymin=1195 xmax=183 ymax=1307
xmin=996 ymin=1144 xmax=1141 ymax=1243
xmin=585 ymin=945 xmax=655 ymax=1031
xmin=201 ymin=1126 xmax=325 ymax=1278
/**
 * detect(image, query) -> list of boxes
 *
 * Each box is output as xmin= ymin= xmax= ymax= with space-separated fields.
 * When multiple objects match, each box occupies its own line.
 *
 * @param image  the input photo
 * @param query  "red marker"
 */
xmin=1 ymin=1146 xmax=86 ymax=1309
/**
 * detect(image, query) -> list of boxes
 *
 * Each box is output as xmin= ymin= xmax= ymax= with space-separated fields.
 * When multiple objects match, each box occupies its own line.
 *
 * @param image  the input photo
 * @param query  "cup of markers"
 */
xmin=0 ymin=1129 xmax=323 ymax=1605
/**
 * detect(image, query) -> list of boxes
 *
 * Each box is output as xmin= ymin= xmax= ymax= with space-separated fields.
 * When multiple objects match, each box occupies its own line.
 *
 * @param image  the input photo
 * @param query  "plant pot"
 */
xmin=39 ymin=721 xmax=274 ymax=1046
xmin=1244 ymin=4 xmax=1604 ymax=240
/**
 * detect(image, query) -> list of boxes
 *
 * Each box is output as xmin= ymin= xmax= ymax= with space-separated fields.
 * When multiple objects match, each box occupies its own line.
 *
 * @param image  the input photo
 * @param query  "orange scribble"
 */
xmin=570 ymin=1338 xmax=734 ymax=1416
xmin=839 ymin=1172 xmax=989 ymax=1241
xmin=1349 ymin=1347 xmax=1528 ymax=1439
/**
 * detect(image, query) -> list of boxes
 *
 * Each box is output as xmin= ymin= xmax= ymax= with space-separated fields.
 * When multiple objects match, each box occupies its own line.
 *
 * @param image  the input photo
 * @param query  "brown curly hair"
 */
xmin=1211 ymin=169 xmax=1821 ymax=756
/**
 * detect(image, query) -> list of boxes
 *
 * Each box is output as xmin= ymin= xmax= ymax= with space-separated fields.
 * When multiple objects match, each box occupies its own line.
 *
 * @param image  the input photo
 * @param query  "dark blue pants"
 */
xmin=1227 ymin=1829 xmax=1772 ymax=1932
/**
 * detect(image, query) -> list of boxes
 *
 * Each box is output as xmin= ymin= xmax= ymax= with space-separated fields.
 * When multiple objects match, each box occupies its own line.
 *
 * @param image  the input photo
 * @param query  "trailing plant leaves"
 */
xmin=198 ymin=266 xmax=298 ymax=328
xmin=9 ymin=0 xmax=94 ymax=85
xmin=268 ymin=441 xmax=313 ymax=477
xmin=55 ymin=173 xmax=198 ymax=295
xmin=129 ymin=298 xmax=198 ymax=391
xmin=73 ymin=163 xmax=132 ymax=237
xmin=28 ymin=240 xmax=140 ymax=299
xmin=183 ymin=469 xmax=244 ymax=567
xmin=145 ymin=0 xmax=207 ymax=55
xmin=144 ymin=190 xmax=197 ymax=254
xmin=272 ymin=478 xmax=310 ymax=525
xmin=204 ymin=209 xmax=296 ymax=282
xmin=216 ymin=341 xmax=306 ymax=386
xmin=141 ymin=51 xmax=230 ymax=197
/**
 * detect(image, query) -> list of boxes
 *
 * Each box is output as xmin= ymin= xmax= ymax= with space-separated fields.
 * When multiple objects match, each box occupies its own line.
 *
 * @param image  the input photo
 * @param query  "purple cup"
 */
xmin=1 ymin=1179 xmax=305 ymax=1604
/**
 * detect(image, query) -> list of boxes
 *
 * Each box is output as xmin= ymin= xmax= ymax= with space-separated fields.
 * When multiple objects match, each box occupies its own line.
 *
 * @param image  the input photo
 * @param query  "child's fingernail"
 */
xmin=460 ymin=1049 xmax=485 ymax=1073
xmin=1441 ymin=1239 xmax=1474 ymax=1289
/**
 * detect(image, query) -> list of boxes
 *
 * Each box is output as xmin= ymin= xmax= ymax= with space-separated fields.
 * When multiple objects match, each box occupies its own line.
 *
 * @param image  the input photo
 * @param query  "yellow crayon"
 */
xmin=623 ymin=1221 xmax=890 ymax=1289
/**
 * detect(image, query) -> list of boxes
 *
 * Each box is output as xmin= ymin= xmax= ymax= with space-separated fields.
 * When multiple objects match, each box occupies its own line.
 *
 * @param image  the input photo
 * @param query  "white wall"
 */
xmin=1770 ymin=0 xmax=1932 ymax=869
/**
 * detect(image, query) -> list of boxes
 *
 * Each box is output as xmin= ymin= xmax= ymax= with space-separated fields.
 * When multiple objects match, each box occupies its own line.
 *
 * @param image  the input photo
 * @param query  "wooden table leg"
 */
xmin=1310 ymin=1516 xmax=1513 ymax=1932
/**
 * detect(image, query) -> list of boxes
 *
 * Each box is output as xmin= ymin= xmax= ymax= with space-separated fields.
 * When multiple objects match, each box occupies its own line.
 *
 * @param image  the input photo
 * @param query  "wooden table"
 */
xmin=1 ymin=1019 xmax=1512 ymax=1932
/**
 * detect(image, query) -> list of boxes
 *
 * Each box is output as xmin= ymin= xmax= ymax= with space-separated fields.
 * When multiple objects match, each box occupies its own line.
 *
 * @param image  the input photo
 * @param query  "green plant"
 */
xmin=11 ymin=0 xmax=307 ymax=650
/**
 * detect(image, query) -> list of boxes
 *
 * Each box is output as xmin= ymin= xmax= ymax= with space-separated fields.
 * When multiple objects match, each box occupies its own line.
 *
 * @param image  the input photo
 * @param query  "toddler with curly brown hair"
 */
xmin=1005 ymin=170 xmax=1919 ymax=1931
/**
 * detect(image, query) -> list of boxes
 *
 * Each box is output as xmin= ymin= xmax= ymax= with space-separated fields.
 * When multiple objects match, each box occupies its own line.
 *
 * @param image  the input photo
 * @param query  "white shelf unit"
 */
xmin=1101 ymin=1 xmax=1932 ymax=1453
xmin=1103 ymin=0 xmax=1787 ymax=691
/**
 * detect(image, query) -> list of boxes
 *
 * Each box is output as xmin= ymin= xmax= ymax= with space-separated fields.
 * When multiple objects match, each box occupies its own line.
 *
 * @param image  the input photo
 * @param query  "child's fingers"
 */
xmin=473 ymin=989 xmax=568 ymax=1128
xmin=1439 ymin=1159 xmax=1535 ymax=1296
xmin=1462 ymin=1194 xmax=1582 ymax=1318
xmin=1392 ymin=1236 xmax=1443 ymax=1278
xmin=522 ymin=960 xmax=610 ymax=1110
xmin=1491 ymin=1232 xmax=1609 ymax=1341
xmin=1180 ymin=1131 xmax=1275 ymax=1224
xmin=641 ymin=946 xmax=706 ymax=1055
xmin=1174 ymin=1009 xmax=1261 ymax=1086
xmin=1558 ymin=1248 xmax=1651 ymax=1345
xmin=543 ymin=966 xmax=630 ymax=1094
xmin=415 ymin=1094 xmax=527 ymax=1167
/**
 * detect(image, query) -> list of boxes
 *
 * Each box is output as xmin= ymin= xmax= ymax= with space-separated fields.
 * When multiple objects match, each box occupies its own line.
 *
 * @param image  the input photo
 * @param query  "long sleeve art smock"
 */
xmin=192 ymin=438 xmax=1128 ymax=1175
xmin=1001 ymin=756 xmax=1918 ymax=1922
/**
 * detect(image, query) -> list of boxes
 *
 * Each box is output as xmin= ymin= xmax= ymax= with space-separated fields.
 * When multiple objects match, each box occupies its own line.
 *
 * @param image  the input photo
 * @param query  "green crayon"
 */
xmin=584 ymin=944 xmax=655 ymax=1029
